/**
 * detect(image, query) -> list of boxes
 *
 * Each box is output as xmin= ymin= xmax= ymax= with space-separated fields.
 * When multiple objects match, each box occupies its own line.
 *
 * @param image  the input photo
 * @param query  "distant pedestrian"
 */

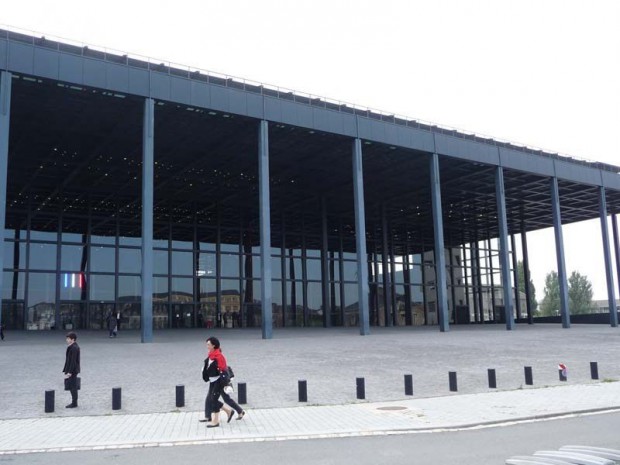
xmin=106 ymin=311 xmax=117 ymax=338
xmin=0 ymin=323 xmax=4 ymax=341
xmin=62 ymin=332 xmax=81 ymax=408
xmin=200 ymin=336 xmax=233 ymax=427
xmin=115 ymin=309 xmax=122 ymax=332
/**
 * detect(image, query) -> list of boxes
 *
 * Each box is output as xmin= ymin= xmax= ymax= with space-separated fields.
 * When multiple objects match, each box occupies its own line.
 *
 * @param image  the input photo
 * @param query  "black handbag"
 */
xmin=64 ymin=377 xmax=81 ymax=391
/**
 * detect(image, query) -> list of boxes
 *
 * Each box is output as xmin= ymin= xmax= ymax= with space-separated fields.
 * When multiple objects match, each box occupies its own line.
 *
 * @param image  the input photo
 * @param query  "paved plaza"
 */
xmin=1 ymin=324 xmax=619 ymax=454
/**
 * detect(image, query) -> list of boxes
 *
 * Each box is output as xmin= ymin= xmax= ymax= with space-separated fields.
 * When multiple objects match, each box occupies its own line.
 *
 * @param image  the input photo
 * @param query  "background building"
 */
xmin=1 ymin=28 xmax=619 ymax=339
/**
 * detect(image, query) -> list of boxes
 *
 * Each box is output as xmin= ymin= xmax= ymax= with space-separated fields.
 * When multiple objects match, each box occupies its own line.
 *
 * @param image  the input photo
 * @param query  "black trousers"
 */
xmin=221 ymin=389 xmax=243 ymax=414
xmin=67 ymin=374 xmax=78 ymax=404
xmin=205 ymin=379 xmax=223 ymax=418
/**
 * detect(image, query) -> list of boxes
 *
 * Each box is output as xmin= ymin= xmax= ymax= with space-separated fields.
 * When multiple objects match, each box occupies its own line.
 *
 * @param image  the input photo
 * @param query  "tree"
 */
xmin=538 ymin=270 xmax=594 ymax=316
xmin=516 ymin=260 xmax=538 ymax=312
xmin=539 ymin=271 xmax=560 ymax=316
xmin=568 ymin=271 xmax=594 ymax=314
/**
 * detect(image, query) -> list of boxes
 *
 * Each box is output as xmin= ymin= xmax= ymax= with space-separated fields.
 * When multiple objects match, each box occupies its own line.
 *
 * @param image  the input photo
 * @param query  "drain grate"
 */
xmin=376 ymin=406 xmax=408 ymax=411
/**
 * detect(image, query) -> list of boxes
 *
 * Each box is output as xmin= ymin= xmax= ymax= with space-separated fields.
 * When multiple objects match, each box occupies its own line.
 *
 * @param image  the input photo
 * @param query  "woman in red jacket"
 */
xmin=202 ymin=336 xmax=233 ymax=427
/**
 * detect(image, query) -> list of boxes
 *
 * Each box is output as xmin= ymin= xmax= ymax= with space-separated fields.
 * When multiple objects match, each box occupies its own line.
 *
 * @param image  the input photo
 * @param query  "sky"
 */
xmin=2 ymin=0 xmax=619 ymax=302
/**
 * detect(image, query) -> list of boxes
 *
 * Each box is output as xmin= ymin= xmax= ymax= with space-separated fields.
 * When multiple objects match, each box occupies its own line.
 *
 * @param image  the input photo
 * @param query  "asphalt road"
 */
xmin=4 ymin=410 xmax=619 ymax=465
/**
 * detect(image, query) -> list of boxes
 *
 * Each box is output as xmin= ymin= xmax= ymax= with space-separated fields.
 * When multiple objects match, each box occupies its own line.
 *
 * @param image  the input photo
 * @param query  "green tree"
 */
xmin=516 ymin=260 xmax=538 ymax=312
xmin=568 ymin=271 xmax=594 ymax=314
xmin=538 ymin=270 xmax=595 ymax=316
xmin=539 ymin=271 xmax=560 ymax=316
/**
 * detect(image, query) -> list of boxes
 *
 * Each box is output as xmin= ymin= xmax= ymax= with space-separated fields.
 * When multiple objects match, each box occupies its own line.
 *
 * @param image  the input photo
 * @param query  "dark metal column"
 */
xmin=550 ymin=177 xmax=570 ymax=328
xmin=487 ymin=238 xmax=496 ymax=320
xmin=404 ymin=252 xmax=412 ymax=325
xmin=352 ymin=138 xmax=370 ymax=335
xmin=380 ymin=205 xmax=392 ymax=326
xmin=0 ymin=71 xmax=11 ymax=327
xmin=495 ymin=166 xmax=514 ymax=330
xmin=613 ymin=215 xmax=620 ymax=311
xmin=389 ymin=236 xmax=397 ymax=326
xmin=599 ymin=187 xmax=618 ymax=327
xmin=320 ymin=197 xmax=330 ymax=327
xmin=520 ymin=222 xmax=533 ymax=324
xmin=462 ymin=242 xmax=470 ymax=315
xmin=141 ymin=98 xmax=154 ymax=343
xmin=430 ymin=152 xmax=449 ymax=332
xmin=281 ymin=216 xmax=287 ymax=328
xmin=474 ymin=240 xmax=484 ymax=322
xmin=511 ymin=234 xmax=521 ymax=320
xmin=258 ymin=120 xmax=272 ymax=339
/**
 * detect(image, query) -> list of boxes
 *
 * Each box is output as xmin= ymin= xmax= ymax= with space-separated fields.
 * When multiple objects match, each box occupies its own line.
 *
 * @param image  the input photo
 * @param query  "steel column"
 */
xmin=495 ymin=167 xmax=514 ymax=329
xmin=599 ymin=187 xmax=618 ymax=327
xmin=520 ymin=222 xmax=533 ymax=324
xmin=511 ymin=234 xmax=521 ymax=320
xmin=613 ymin=215 xmax=620 ymax=310
xmin=321 ymin=197 xmax=330 ymax=327
xmin=550 ymin=177 xmax=570 ymax=328
xmin=430 ymin=152 xmax=449 ymax=332
xmin=352 ymin=138 xmax=370 ymax=335
xmin=380 ymin=205 xmax=392 ymax=326
xmin=141 ymin=98 xmax=154 ymax=342
xmin=0 ymin=71 xmax=11 ymax=327
xmin=259 ymin=120 xmax=272 ymax=339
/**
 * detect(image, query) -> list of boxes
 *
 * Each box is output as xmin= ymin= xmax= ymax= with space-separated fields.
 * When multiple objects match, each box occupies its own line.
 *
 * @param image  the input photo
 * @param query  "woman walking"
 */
xmin=201 ymin=337 xmax=233 ymax=428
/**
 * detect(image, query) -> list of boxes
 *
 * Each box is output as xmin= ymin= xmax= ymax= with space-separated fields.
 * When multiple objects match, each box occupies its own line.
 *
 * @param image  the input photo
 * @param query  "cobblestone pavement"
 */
xmin=1 ymin=324 xmax=619 ymax=454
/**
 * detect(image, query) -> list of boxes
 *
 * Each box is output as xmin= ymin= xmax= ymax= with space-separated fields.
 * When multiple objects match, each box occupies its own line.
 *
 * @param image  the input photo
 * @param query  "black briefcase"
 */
xmin=64 ymin=377 xmax=81 ymax=391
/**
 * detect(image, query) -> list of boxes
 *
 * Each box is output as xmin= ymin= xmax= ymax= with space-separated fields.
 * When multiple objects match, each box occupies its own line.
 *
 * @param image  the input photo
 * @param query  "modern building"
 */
xmin=1 ymin=27 xmax=619 ymax=340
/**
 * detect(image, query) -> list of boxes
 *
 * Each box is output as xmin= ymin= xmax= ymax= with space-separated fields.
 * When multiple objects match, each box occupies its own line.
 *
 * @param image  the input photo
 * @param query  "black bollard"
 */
xmin=238 ymin=382 xmax=247 ymax=405
xmin=449 ymin=371 xmax=458 ymax=392
xmin=590 ymin=362 xmax=599 ymax=380
xmin=176 ymin=385 xmax=185 ymax=408
xmin=45 ymin=390 xmax=55 ymax=413
xmin=112 ymin=387 xmax=122 ymax=410
xmin=488 ymin=369 xmax=497 ymax=389
xmin=356 ymin=377 xmax=365 ymax=399
xmin=298 ymin=380 xmax=308 ymax=402
xmin=404 ymin=374 xmax=413 ymax=396
xmin=524 ymin=366 xmax=533 ymax=385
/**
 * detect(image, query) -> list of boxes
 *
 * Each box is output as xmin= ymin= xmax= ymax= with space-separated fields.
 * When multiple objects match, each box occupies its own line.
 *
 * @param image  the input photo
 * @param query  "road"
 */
xmin=3 ymin=410 xmax=619 ymax=465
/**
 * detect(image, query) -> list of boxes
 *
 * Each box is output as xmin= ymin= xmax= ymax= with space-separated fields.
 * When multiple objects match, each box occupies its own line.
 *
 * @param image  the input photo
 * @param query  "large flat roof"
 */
xmin=1 ymin=28 xmax=619 ymax=253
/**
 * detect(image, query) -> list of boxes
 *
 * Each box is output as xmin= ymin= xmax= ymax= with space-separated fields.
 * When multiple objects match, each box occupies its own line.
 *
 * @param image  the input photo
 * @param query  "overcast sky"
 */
xmin=2 ymin=0 xmax=619 ymax=301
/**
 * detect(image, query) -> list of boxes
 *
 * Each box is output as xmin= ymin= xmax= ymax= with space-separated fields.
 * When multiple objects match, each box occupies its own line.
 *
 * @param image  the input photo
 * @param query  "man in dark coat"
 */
xmin=63 ymin=332 xmax=81 ymax=408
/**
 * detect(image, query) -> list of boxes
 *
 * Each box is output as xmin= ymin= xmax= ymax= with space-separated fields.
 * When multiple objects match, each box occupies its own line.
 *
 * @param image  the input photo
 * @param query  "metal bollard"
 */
xmin=112 ymin=387 xmax=122 ymax=410
xmin=524 ymin=366 xmax=533 ymax=385
xmin=449 ymin=371 xmax=458 ymax=392
xmin=45 ymin=390 xmax=55 ymax=413
xmin=176 ymin=384 xmax=185 ymax=408
xmin=404 ymin=374 xmax=413 ymax=396
xmin=488 ymin=369 xmax=497 ymax=389
xmin=238 ymin=382 xmax=247 ymax=404
xmin=590 ymin=362 xmax=599 ymax=380
xmin=298 ymin=380 xmax=307 ymax=402
xmin=356 ymin=377 xmax=365 ymax=399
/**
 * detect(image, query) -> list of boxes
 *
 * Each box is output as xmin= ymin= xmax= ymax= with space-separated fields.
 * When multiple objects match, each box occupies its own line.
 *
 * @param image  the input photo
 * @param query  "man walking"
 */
xmin=63 ymin=332 xmax=81 ymax=408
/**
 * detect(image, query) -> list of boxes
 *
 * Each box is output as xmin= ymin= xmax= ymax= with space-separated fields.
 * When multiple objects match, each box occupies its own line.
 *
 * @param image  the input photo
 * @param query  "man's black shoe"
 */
xmin=65 ymin=403 xmax=78 ymax=408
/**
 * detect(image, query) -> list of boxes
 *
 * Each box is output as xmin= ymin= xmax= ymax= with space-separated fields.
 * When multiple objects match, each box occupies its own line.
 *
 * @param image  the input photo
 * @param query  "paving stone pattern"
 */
xmin=0 ymin=324 xmax=618 ymax=420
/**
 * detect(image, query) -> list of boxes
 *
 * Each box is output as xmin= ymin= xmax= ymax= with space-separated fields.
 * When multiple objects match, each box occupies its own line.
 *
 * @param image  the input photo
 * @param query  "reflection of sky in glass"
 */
xmin=27 ymin=272 xmax=56 ymax=306
xmin=221 ymin=253 xmax=239 ymax=278
xmin=2 ymin=271 xmax=25 ymax=300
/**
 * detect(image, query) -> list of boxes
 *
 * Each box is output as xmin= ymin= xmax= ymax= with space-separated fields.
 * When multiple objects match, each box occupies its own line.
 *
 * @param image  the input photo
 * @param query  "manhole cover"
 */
xmin=377 ymin=406 xmax=408 ymax=411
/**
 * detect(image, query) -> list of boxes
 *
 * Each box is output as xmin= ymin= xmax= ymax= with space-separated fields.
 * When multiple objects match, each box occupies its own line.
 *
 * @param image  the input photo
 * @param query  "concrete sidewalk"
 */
xmin=2 ymin=382 xmax=619 ymax=455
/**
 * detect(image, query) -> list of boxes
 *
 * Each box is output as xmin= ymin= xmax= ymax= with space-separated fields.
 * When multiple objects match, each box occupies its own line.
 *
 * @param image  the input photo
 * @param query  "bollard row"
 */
xmin=43 ymin=362 xmax=604 ymax=413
